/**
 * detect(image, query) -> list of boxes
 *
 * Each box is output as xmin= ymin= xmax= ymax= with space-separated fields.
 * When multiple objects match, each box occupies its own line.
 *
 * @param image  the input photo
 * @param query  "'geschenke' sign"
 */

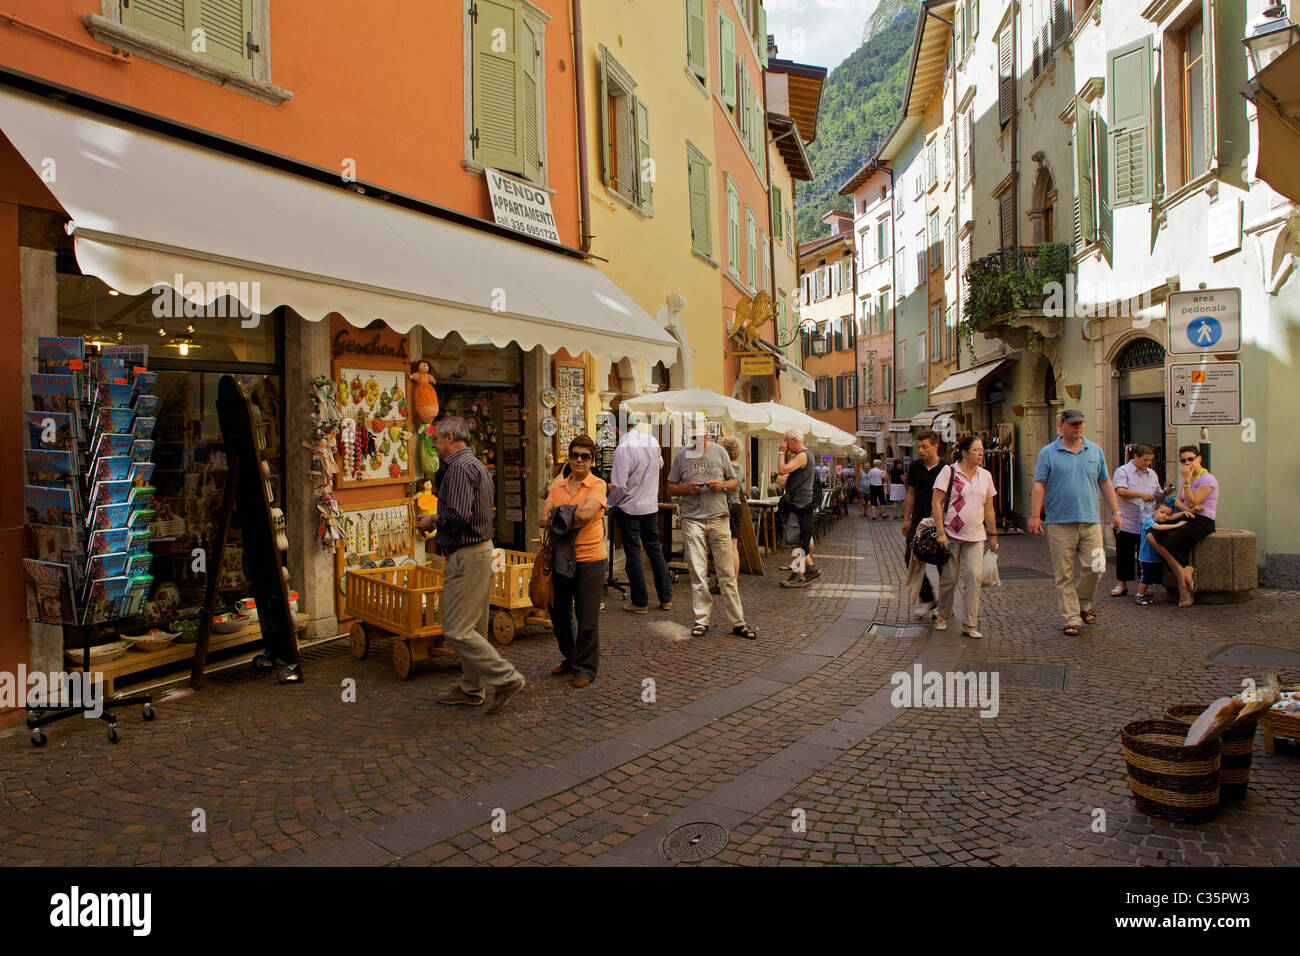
xmin=485 ymin=168 xmax=561 ymax=245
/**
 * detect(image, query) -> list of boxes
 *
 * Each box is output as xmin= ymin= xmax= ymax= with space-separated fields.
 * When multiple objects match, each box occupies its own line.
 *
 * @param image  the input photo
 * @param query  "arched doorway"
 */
xmin=1115 ymin=336 xmax=1167 ymax=485
xmin=1029 ymin=153 xmax=1057 ymax=244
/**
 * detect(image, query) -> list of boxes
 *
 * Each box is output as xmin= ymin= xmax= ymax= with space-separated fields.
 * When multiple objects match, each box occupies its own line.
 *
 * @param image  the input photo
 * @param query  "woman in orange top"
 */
xmin=540 ymin=434 xmax=607 ymax=687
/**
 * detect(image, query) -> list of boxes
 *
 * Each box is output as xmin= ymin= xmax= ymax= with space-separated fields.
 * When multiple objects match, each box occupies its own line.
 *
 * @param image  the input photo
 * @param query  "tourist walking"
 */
xmin=1110 ymin=443 xmax=1165 ymax=597
xmin=417 ymin=416 xmax=525 ymax=713
xmin=856 ymin=463 xmax=872 ymax=516
xmin=608 ymin=420 xmax=672 ymax=614
xmin=1028 ymin=409 xmax=1124 ymax=636
xmin=1146 ymin=445 xmax=1219 ymax=607
xmin=719 ymin=435 xmax=745 ymax=579
xmin=932 ymin=435 xmax=999 ymax=638
xmin=666 ymin=423 xmax=756 ymax=639
xmin=888 ymin=458 xmax=906 ymax=518
xmin=867 ymin=458 xmax=888 ymax=519
xmin=901 ymin=430 xmax=943 ymax=613
xmin=776 ymin=428 xmax=820 ymax=588
xmin=541 ymin=435 xmax=608 ymax=687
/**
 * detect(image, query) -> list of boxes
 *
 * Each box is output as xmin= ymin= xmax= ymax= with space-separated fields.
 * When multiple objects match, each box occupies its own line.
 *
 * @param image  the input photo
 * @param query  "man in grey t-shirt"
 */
xmin=667 ymin=426 xmax=755 ymax=640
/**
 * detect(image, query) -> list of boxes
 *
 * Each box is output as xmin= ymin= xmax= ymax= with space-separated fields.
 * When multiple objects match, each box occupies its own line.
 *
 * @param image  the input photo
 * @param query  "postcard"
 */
xmin=25 ymin=484 xmax=75 ymax=527
xmin=24 ymin=449 xmax=76 ymax=487
xmin=22 ymin=559 xmax=76 ymax=626
xmin=30 ymin=373 xmax=78 ymax=414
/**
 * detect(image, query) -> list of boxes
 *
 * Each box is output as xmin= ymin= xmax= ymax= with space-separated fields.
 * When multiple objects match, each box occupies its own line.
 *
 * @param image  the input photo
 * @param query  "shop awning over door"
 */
xmin=1249 ymin=42 xmax=1300 ymax=204
xmin=928 ymin=358 xmax=1014 ymax=405
xmin=0 ymin=88 xmax=679 ymax=369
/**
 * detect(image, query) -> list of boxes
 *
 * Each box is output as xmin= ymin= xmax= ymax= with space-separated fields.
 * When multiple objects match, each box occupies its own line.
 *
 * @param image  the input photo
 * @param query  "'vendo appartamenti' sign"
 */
xmin=485 ymin=168 xmax=561 ymax=245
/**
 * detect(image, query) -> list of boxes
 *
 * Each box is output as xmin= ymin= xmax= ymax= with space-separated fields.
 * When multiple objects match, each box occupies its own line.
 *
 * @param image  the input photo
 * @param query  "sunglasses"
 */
xmin=570 ymin=452 xmax=593 ymax=461
xmin=1179 ymin=456 xmax=1197 ymax=463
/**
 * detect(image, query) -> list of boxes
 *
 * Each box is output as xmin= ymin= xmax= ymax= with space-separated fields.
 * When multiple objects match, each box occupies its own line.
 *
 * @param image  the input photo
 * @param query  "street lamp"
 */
xmin=775 ymin=314 xmax=815 ymax=349
xmin=1244 ymin=3 xmax=1300 ymax=76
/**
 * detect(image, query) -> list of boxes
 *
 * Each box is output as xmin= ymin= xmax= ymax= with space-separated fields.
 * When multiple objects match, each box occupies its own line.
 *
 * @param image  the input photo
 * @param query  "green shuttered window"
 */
xmin=686 ymin=0 xmax=708 ymax=83
xmin=688 ymin=149 xmax=712 ymax=258
xmin=473 ymin=0 xmax=544 ymax=183
xmin=1108 ymin=36 xmax=1152 ymax=208
xmin=123 ymin=0 xmax=254 ymax=75
xmin=720 ymin=15 xmax=737 ymax=109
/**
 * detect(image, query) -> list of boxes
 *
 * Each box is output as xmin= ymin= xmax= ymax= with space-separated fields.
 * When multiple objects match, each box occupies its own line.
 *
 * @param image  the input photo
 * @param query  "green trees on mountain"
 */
xmin=795 ymin=0 xmax=918 ymax=241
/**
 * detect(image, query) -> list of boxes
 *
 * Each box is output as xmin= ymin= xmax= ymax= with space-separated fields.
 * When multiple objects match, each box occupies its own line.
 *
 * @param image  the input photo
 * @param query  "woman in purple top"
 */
xmin=1147 ymin=445 xmax=1218 ymax=607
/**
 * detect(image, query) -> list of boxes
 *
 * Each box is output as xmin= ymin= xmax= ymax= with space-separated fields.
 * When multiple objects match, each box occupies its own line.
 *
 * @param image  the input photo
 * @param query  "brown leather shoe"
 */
xmin=572 ymin=676 xmax=592 ymax=688
xmin=551 ymin=663 xmax=571 ymax=676
xmin=486 ymin=676 xmax=525 ymax=714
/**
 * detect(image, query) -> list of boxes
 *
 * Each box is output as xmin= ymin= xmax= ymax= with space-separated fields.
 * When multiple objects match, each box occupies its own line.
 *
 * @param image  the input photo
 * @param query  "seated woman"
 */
xmin=1146 ymin=445 xmax=1218 ymax=607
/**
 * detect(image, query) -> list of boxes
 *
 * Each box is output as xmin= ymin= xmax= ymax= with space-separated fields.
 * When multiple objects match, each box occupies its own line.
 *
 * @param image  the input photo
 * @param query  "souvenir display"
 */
xmin=553 ymin=361 xmax=586 ymax=461
xmin=333 ymin=363 xmax=412 ymax=486
xmin=409 ymin=359 xmax=439 ymax=422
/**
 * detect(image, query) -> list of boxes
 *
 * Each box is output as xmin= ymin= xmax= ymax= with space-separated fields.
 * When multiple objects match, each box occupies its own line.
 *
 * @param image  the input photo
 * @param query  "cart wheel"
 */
xmin=142 ymin=704 xmax=156 ymax=722
xmin=393 ymin=640 xmax=414 ymax=681
xmin=30 ymin=730 xmax=46 ymax=748
xmin=349 ymin=621 xmax=369 ymax=660
xmin=492 ymin=609 xmax=517 ymax=645
xmin=107 ymin=725 xmax=120 ymax=744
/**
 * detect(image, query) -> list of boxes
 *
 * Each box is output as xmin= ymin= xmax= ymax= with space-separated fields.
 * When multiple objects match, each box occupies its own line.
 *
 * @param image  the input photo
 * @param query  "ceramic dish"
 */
xmin=211 ymin=613 xmax=253 ymax=634
xmin=65 ymin=641 xmax=132 ymax=665
xmin=123 ymin=629 xmax=180 ymax=652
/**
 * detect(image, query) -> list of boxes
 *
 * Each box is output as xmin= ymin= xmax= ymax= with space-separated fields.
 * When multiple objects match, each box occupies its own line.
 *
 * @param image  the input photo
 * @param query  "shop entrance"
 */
xmin=1116 ymin=337 xmax=1167 ymax=486
xmin=439 ymin=385 xmax=524 ymax=550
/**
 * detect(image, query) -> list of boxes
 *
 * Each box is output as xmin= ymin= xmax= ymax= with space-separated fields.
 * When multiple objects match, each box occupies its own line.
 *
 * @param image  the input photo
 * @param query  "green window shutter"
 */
xmin=1075 ymin=97 xmax=1095 ymax=245
xmin=758 ymin=3 xmax=768 ymax=67
xmin=688 ymin=155 xmax=712 ymax=256
xmin=473 ymin=0 xmax=525 ymax=176
xmin=1108 ymin=36 xmax=1152 ymax=208
xmin=836 ymin=375 xmax=844 ymax=410
xmin=747 ymin=213 xmax=756 ymax=285
xmin=634 ymin=96 xmax=653 ymax=213
xmin=196 ymin=0 xmax=254 ymax=75
xmin=720 ymin=15 xmax=737 ymax=108
xmin=998 ymin=28 xmax=1014 ymax=126
xmin=762 ymin=239 xmax=770 ymax=292
xmin=772 ymin=186 xmax=783 ymax=240
xmin=520 ymin=16 xmax=541 ymax=183
xmin=122 ymin=0 xmax=188 ymax=52
xmin=1095 ymin=112 xmax=1113 ymax=258
xmin=687 ymin=0 xmax=708 ymax=81
xmin=728 ymin=182 xmax=739 ymax=271
xmin=598 ymin=48 xmax=612 ymax=189
xmin=1203 ymin=0 xmax=1248 ymax=189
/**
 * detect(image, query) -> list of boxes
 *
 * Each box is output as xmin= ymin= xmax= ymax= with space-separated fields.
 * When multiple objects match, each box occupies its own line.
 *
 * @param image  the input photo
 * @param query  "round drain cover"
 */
xmin=660 ymin=822 xmax=729 ymax=863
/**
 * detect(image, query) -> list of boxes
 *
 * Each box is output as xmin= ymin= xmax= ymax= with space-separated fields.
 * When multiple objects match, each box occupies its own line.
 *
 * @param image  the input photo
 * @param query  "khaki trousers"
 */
xmin=682 ymin=515 xmax=744 ymax=630
xmin=442 ymin=540 xmax=521 ymax=695
xmin=1045 ymin=522 xmax=1104 ymax=628
xmin=936 ymin=539 xmax=985 ymax=630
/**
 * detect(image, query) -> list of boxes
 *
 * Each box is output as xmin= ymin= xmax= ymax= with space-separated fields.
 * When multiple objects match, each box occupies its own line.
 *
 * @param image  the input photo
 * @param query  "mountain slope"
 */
xmin=795 ymin=0 xmax=918 ymax=241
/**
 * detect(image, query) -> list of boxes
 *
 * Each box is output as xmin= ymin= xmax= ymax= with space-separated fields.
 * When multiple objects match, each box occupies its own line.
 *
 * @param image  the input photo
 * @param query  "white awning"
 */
xmin=0 ymin=88 xmax=679 ymax=368
xmin=928 ymin=358 xmax=1014 ymax=405
xmin=909 ymin=407 xmax=939 ymax=427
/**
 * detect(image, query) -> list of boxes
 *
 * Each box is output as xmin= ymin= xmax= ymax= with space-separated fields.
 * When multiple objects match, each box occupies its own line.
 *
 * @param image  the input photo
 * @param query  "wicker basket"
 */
xmin=1121 ymin=719 xmax=1221 ymax=824
xmin=1259 ymin=672 xmax=1300 ymax=744
xmin=1162 ymin=704 xmax=1257 ymax=803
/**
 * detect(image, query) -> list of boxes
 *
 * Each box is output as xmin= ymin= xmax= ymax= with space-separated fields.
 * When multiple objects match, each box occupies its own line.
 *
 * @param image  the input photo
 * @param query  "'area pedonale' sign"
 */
xmin=485 ymin=168 xmax=562 ymax=245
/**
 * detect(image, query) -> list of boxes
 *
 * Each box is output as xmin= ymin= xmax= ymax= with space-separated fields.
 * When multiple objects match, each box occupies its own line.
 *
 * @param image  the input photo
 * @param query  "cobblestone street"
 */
xmin=2 ymin=512 xmax=1297 ymax=867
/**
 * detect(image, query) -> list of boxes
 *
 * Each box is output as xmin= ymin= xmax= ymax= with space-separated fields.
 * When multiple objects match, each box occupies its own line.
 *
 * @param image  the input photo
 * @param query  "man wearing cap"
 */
xmin=1029 ymin=409 xmax=1123 ymax=636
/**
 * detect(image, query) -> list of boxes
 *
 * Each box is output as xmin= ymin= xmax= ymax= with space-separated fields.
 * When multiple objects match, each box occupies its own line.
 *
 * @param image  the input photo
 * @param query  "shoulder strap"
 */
xmin=942 ymin=465 xmax=955 ymax=518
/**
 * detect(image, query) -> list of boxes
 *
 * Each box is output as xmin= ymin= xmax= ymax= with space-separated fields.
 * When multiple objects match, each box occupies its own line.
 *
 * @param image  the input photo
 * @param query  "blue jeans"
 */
xmin=614 ymin=508 xmax=672 ymax=607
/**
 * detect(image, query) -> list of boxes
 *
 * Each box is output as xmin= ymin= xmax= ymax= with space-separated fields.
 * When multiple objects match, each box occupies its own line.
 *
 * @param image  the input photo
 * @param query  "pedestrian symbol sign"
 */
xmin=1167 ymin=288 xmax=1240 ymax=354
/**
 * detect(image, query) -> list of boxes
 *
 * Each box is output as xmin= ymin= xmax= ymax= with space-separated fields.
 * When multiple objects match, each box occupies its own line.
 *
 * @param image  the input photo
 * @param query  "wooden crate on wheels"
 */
xmin=489 ymin=549 xmax=552 ymax=645
xmin=343 ymin=565 xmax=454 ymax=679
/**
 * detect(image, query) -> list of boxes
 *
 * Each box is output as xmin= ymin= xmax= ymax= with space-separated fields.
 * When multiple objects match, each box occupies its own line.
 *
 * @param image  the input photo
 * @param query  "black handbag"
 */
xmin=910 ymin=466 xmax=955 ymax=566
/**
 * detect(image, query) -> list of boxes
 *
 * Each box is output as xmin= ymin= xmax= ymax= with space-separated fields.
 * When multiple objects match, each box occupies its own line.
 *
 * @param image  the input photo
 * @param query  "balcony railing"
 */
xmin=963 ymin=242 xmax=1072 ymax=330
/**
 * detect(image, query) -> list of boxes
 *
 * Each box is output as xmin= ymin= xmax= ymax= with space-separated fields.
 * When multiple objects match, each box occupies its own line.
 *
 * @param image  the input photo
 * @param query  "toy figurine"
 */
xmin=414 ymin=479 xmax=437 ymax=540
xmin=410 ymin=359 xmax=439 ymax=422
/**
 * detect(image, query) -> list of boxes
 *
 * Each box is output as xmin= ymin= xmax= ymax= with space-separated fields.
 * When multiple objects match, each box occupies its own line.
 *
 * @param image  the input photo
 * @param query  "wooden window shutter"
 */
xmin=836 ymin=375 xmax=844 ymax=409
xmin=728 ymin=182 xmax=740 ymax=271
xmin=634 ymin=96 xmax=653 ymax=213
xmin=720 ymin=15 xmax=737 ymax=108
xmin=747 ymin=212 xmax=756 ymax=285
xmin=998 ymin=28 xmax=1014 ymax=126
xmin=1053 ymin=0 xmax=1070 ymax=48
xmin=1075 ymin=97 xmax=1095 ymax=245
xmin=999 ymin=190 xmax=1015 ymax=254
xmin=762 ymin=239 xmax=770 ymax=292
xmin=688 ymin=156 xmax=711 ymax=257
xmin=123 ymin=0 xmax=188 ymax=49
xmin=1202 ymin=0 xmax=1247 ymax=188
xmin=758 ymin=2 xmax=768 ymax=67
xmin=687 ymin=0 xmax=708 ymax=82
xmin=598 ymin=49 xmax=613 ymax=189
xmin=772 ymin=186 xmax=783 ymax=240
xmin=473 ymin=0 xmax=524 ymax=176
xmin=1095 ymin=112 xmax=1113 ymax=258
xmin=521 ymin=16 xmax=541 ymax=183
xmin=1032 ymin=33 xmax=1042 ymax=80
xmin=959 ymin=236 xmax=971 ymax=313
xmin=195 ymin=0 xmax=254 ymax=74
xmin=1108 ymin=36 xmax=1153 ymax=207
xmin=965 ymin=110 xmax=975 ymax=183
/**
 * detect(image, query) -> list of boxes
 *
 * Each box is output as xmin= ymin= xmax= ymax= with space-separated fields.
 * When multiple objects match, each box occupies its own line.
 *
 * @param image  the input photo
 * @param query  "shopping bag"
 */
xmin=910 ymin=518 xmax=949 ymax=566
xmin=980 ymin=549 xmax=1001 ymax=588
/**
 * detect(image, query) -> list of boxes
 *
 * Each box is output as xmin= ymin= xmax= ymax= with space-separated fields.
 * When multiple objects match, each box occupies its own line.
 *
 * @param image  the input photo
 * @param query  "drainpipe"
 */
xmin=888 ymin=162 xmax=898 ymax=430
xmin=572 ymin=0 xmax=592 ymax=253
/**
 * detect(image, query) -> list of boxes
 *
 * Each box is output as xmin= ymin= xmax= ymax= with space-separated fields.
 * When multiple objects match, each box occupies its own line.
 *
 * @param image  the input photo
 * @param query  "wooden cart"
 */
xmin=343 ymin=565 xmax=455 ymax=679
xmin=490 ymin=549 xmax=552 ymax=645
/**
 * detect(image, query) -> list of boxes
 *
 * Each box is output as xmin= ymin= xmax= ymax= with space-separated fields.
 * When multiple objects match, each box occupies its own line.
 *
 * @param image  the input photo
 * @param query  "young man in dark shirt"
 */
xmin=901 ymin=429 xmax=944 ymax=612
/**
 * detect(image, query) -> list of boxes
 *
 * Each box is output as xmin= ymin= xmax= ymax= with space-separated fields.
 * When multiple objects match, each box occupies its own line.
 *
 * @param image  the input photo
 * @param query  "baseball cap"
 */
xmin=1059 ymin=408 xmax=1086 ymax=424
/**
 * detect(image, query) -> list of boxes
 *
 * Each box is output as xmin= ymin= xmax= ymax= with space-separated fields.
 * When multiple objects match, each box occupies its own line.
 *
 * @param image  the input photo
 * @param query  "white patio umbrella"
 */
xmin=741 ymin=402 xmax=835 ymax=442
xmin=619 ymin=387 xmax=771 ymax=430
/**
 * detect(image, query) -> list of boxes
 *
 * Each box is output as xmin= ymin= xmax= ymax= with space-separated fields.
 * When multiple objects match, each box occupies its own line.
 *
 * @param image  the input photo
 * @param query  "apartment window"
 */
xmin=772 ymin=186 xmax=784 ymax=241
xmin=996 ymin=185 xmax=1015 ymax=255
xmin=877 ymin=291 xmax=890 ymax=333
xmin=944 ymin=218 xmax=955 ymax=276
xmin=998 ymin=25 xmax=1014 ymax=127
xmin=945 ymin=305 xmax=956 ymax=362
xmin=727 ymin=178 xmax=740 ymax=275
xmin=896 ymin=339 xmax=906 ymax=390
xmin=959 ymin=235 xmax=972 ymax=313
xmin=107 ymin=0 xmax=272 ymax=88
xmin=686 ymin=0 xmax=709 ymax=84
xmin=962 ymin=110 xmax=974 ymax=184
xmin=895 ymin=245 xmax=906 ymax=291
xmin=914 ymin=170 xmax=925 ymax=200
xmin=816 ymin=377 xmax=833 ymax=411
xmin=1180 ymin=13 xmax=1207 ymax=186
xmin=469 ymin=0 xmax=547 ymax=183
xmin=928 ymin=212 xmax=941 ymax=273
xmin=916 ymin=334 xmax=927 ymax=386
xmin=944 ymin=129 xmax=953 ymax=182
xmin=719 ymin=14 xmax=737 ymax=108
xmin=839 ymin=374 xmax=856 ymax=409
xmin=930 ymin=306 xmax=943 ymax=360
xmin=842 ymin=256 xmax=853 ymax=290
xmin=600 ymin=49 xmax=652 ymax=212
xmin=927 ymin=142 xmax=938 ymax=189
xmin=894 ymin=191 xmax=904 ymax=219
xmin=859 ymin=230 xmax=870 ymax=269
xmin=915 ymin=229 xmax=926 ymax=287
xmin=776 ymin=289 xmax=787 ymax=342
xmin=876 ymin=219 xmax=890 ymax=262
xmin=761 ymin=234 xmax=771 ymax=293
xmin=785 ymin=209 xmax=793 ymax=252
xmin=882 ymin=362 xmax=892 ymax=399
xmin=1109 ymin=36 xmax=1153 ymax=207
xmin=687 ymin=145 xmax=713 ymax=258
xmin=746 ymin=208 xmax=757 ymax=288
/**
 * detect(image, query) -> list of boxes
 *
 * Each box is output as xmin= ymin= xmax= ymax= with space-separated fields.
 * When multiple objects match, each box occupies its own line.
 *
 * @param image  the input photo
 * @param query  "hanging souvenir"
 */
xmin=410 ymin=359 xmax=439 ymax=422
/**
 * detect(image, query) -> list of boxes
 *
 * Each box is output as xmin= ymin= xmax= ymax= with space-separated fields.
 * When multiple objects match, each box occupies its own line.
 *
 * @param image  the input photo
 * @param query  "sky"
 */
xmin=763 ymin=0 xmax=880 ymax=72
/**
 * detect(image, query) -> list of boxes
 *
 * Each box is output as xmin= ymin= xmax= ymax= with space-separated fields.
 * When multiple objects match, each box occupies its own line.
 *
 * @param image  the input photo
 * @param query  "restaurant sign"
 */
xmin=739 ymin=354 xmax=775 ymax=376
xmin=485 ymin=168 xmax=562 ymax=245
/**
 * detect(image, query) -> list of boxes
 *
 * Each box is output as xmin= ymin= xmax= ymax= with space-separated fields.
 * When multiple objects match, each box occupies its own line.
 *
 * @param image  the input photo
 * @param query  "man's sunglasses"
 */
xmin=570 ymin=452 xmax=593 ymax=461
xmin=1179 ymin=456 xmax=1197 ymax=463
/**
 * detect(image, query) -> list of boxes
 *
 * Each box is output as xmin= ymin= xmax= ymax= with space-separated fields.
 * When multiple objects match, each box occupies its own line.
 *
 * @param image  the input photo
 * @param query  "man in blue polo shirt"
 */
xmin=1029 ymin=408 xmax=1123 ymax=636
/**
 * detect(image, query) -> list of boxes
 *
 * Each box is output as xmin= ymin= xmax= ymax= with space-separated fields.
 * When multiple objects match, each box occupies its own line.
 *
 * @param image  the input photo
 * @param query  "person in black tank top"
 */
xmin=776 ymin=429 xmax=820 ymax=587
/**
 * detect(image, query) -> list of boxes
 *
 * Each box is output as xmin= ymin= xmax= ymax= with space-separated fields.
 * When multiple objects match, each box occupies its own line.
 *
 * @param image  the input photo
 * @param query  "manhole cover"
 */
xmin=1210 ymin=644 xmax=1300 ymax=667
xmin=660 ymin=822 xmax=730 ymax=863
xmin=868 ymin=623 xmax=930 ymax=639
xmin=989 ymin=662 xmax=1068 ymax=690
xmin=996 ymin=565 xmax=1053 ymax=579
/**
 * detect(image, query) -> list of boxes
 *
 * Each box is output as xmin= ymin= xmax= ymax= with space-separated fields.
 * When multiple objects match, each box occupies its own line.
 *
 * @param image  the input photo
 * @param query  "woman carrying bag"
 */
xmin=932 ymin=435 xmax=999 ymax=639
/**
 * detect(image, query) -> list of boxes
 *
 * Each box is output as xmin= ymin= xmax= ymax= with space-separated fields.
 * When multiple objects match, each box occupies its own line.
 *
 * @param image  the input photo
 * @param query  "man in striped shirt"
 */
xmin=416 ymin=415 xmax=525 ymax=713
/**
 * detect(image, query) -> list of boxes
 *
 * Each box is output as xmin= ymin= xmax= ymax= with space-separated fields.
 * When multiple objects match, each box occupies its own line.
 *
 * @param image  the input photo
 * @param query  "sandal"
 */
xmin=1081 ymin=609 xmax=1096 ymax=625
xmin=731 ymin=624 xmax=757 ymax=640
xmin=1063 ymin=625 xmax=1080 ymax=636
xmin=691 ymin=624 xmax=708 ymax=637
xmin=779 ymin=564 xmax=792 ymax=571
xmin=1110 ymin=584 xmax=1127 ymax=597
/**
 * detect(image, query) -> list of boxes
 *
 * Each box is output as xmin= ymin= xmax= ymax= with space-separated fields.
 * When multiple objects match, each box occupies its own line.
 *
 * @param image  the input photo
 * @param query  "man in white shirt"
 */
xmin=866 ymin=459 xmax=888 ymax=519
xmin=1110 ymin=442 xmax=1166 ymax=598
xmin=608 ymin=420 xmax=672 ymax=613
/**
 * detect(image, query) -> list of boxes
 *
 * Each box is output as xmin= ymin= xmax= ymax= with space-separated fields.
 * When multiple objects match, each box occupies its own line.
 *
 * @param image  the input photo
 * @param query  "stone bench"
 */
xmin=1161 ymin=529 xmax=1258 ymax=603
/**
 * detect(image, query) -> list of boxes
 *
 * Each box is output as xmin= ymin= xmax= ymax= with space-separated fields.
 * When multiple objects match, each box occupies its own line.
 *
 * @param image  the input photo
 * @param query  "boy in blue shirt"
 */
xmin=1135 ymin=502 xmax=1188 ymax=606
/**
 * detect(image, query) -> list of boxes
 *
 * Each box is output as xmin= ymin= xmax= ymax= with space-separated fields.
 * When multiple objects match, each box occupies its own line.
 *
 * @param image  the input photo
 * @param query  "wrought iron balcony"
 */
xmin=962 ymin=242 xmax=1073 ymax=348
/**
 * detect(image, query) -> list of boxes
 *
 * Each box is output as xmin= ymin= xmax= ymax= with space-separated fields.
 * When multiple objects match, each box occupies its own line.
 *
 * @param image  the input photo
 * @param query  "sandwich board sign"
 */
xmin=1167 ymin=288 xmax=1240 ymax=355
